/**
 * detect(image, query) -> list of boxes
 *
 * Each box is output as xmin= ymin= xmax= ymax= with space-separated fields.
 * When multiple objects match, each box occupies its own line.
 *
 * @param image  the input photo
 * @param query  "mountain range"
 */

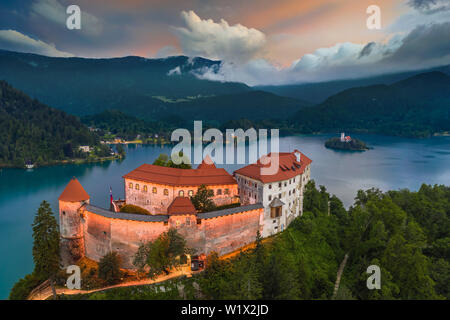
xmin=0 ymin=80 xmax=100 ymax=167
xmin=0 ymin=49 xmax=449 ymax=137
xmin=291 ymin=71 xmax=450 ymax=137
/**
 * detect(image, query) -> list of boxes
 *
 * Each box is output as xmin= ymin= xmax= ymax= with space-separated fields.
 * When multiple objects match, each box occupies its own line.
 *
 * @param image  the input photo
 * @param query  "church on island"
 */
xmin=58 ymin=150 xmax=312 ymax=268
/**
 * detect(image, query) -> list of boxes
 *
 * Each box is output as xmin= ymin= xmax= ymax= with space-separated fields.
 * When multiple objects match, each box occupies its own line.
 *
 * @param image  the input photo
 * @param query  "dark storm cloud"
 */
xmin=359 ymin=42 xmax=376 ymax=58
xmin=408 ymin=0 xmax=450 ymax=14
xmin=387 ymin=22 xmax=450 ymax=63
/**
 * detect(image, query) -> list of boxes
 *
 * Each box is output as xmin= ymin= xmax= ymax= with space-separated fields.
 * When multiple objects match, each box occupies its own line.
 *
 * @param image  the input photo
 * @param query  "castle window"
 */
xmin=269 ymin=184 xmax=272 ymax=189
xmin=62 ymin=211 xmax=66 ymax=215
xmin=268 ymin=195 xmax=272 ymax=201
xmin=186 ymin=217 xmax=191 ymax=226
xmin=143 ymin=185 xmax=148 ymax=192
xmin=217 ymin=189 xmax=222 ymax=195
xmin=284 ymin=182 xmax=287 ymax=187
xmin=278 ymin=193 xmax=282 ymax=199
xmin=224 ymin=188 xmax=229 ymax=195
xmin=129 ymin=182 xmax=133 ymax=189
xmin=188 ymin=190 xmax=194 ymax=196
xmin=179 ymin=190 xmax=185 ymax=197
xmin=135 ymin=184 xmax=140 ymax=190
xmin=278 ymin=182 xmax=282 ymax=188
xmin=270 ymin=206 xmax=282 ymax=218
xmin=289 ymin=190 xmax=291 ymax=196
xmin=197 ymin=219 xmax=202 ymax=225
xmin=164 ymin=189 xmax=169 ymax=196
xmin=152 ymin=187 xmax=157 ymax=194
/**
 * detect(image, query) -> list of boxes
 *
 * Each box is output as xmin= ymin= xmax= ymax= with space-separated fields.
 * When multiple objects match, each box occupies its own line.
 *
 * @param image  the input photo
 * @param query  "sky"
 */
xmin=0 ymin=0 xmax=449 ymax=85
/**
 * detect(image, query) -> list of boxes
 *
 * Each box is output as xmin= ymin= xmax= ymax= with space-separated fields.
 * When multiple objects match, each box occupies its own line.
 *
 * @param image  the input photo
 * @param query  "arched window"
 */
xmin=129 ymin=182 xmax=133 ymax=189
xmin=143 ymin=185 xmax=148 ymax=192
xmin=164 ymin=189 xmax=169 ymax=196
xmin=135 ymin=184 xmax=139 ymax=190
xmin=179 ymin=190 xmax=185 ymax=197
xmin=152 ymin=187 xmax=157 ymax=194
xmin=188 ymin=190 xmax=194 ymax=196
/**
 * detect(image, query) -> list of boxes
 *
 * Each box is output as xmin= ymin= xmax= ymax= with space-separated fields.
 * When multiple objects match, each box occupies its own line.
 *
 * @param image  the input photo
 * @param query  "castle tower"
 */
xmin=58 ymin=177 xmax=90 ymax=265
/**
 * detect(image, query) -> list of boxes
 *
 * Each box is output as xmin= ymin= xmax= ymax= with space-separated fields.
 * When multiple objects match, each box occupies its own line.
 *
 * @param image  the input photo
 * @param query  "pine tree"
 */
xmin=190 ymin=184 xmax=216 ymax=213
xmin=32 ymin=200 xmax=60 ymax=299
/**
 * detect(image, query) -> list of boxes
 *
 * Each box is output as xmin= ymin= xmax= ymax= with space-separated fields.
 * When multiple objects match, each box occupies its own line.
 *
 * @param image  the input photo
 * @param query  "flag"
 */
xmin=110 ymin=186 xmax=113 ymax=203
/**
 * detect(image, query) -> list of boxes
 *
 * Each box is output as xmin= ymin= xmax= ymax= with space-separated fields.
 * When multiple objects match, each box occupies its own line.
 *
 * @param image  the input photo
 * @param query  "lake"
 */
xmin=1 ymin=133 xmax=449 ymax=299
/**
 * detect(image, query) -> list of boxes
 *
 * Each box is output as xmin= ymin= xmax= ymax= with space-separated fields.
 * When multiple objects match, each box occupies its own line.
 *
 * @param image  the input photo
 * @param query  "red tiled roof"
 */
xmin=234 ymin=150 xmax=312 ymax=183
xmin=123 ymin=164 xmax=237 ymax=187
xmin=167 ymin=197 xmax=197 ymax=215
xmin=197 ymin=155 xmax=216 ymax=169
xmin=59 ymin=177 xmax=90 ymax=202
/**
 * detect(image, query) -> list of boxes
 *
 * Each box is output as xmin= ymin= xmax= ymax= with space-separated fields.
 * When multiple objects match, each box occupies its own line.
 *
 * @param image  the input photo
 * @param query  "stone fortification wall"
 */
xmin=79 ymin=204 xmax=263 ymax=268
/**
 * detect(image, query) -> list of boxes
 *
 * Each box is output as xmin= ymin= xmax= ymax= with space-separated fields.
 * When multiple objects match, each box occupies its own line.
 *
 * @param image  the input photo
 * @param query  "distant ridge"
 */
xmin=256 ymin=65 xmax=450 ymax=103
xmin=291 ymin=71 xmax=450 ymax=137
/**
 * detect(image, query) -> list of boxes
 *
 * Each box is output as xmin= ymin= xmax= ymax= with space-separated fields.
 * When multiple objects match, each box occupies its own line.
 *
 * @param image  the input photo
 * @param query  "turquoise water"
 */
xmin=1 ymin=134 xmax=449 ymax=299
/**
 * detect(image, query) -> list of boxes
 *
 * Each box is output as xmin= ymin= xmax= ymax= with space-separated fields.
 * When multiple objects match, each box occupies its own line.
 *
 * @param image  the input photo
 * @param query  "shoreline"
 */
xmin=0 ymin=155 xmax=124 ymax=170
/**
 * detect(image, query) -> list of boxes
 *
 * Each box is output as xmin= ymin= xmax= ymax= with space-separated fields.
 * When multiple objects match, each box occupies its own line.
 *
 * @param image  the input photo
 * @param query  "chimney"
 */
xmin=294 ymin=151 xmax=301 ymax=162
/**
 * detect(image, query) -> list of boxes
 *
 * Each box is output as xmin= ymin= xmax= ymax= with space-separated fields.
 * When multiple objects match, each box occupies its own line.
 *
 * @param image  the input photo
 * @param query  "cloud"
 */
xmin=172 ymin=10 xmax=266 ymax=63
xmin=0 ymin=29 xmax=73 ymax=57
xmin=31 ymin=0 xmax=102 ymax=36
xmin=193 ymin=22 xmax=450 ymax=86
xmin=387 ymin=22 xmax=450 ymax=64
xmin=167 ymin=66 xmax=181 ymax=76
xmin=408 ymin=0 xmax=450 ymax=14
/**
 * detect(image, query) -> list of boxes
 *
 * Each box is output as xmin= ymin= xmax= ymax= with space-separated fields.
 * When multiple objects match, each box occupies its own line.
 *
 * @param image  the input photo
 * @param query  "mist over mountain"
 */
xmin=1 ymin=50 xmax=449 ymax=137
xmin=257 ymin=65 xmax=450 ymax=104
xmin=0 ymin=50 xmax=254 ymax=117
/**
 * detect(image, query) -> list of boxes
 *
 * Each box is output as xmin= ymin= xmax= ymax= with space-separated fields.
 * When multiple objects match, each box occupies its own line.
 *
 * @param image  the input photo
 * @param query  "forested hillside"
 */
xmin=0 ymin=50 xmax=306 ymax=123
xmin=0 ymin=81 xmax=102 ymax=167
xmin=60 ymin=181 xmax=449 ymax=300
xmin=256 ymin=65 xmax=450 ymax=103
xmin=291 ymin=72 xmax=450 ymax=137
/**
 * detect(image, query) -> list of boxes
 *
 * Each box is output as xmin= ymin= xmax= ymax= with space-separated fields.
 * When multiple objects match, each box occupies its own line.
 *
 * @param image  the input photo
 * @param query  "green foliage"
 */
xmin=198 ymin=181 xmax=449 ymax=300
xmin=120 ymin=204 xmax=151 ymax=215
xmin=116 ymin=144 xmax=126 ymax=157
xmin=325 ymin=137 xmax=368 ymax=151
xmin=133 ymin=229 xmax=191 ymax=279
xmin=9 ymin=200 xmax=60 ymax=299
xmin=58 ymin=277 xmax=196 ymax=300
xmin=0 ymin=81 xmax=99 ymax=167
xmin=98 ymin=252 xmax=123 ymax=285
xmin=291 ymin=72 xmax=450 ymax=138
xmin=9 ymin=273 xmax=43 ymax=300
xmin=152 ymin=153 xmax=192 ymax=169
xmin=32 ymin=201 xmax=60 ymax=280
xmin=190 ymin=184 xmax=216 ymax=213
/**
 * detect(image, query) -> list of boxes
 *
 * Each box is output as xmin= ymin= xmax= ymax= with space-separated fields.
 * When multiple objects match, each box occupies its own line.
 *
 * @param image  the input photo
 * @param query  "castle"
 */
xmin=59 ymin=150 xmax=312 ymax=268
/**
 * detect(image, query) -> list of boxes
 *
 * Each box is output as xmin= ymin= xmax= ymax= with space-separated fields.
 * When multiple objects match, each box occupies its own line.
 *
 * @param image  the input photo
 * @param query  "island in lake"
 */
xmin=325 ymin=133 xmax=369 ymax=151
